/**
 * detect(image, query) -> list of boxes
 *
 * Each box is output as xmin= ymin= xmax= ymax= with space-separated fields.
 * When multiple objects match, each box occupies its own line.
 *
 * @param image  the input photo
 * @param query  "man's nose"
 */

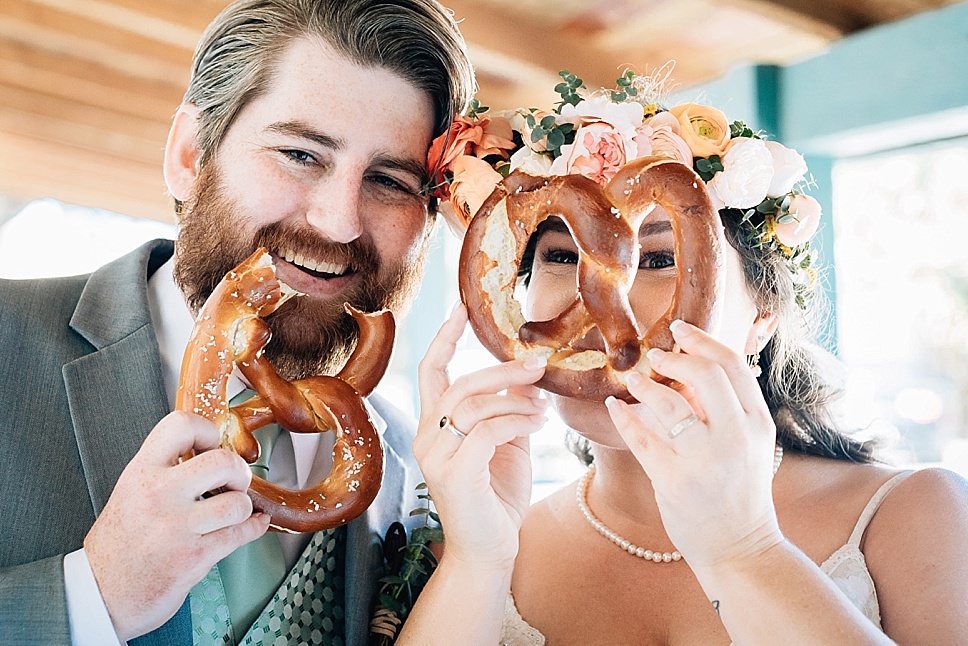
xmin=305 ymin=178 xmax=364 ymax=243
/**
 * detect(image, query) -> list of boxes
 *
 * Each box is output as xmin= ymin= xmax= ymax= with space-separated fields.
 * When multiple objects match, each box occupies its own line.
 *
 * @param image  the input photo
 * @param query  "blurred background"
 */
xmin=2 ymin=0 xmax=968 ymax=497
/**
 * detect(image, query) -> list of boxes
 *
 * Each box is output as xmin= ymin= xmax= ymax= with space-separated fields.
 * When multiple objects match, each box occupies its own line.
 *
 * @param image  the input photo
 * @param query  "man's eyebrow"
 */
xmin=266 ymin=120 xmax=428 ymax=184
xmin=267 ymin=120 xmax=341 ymax=150
xmin=374 ymin=155 xmax=429 ymax=185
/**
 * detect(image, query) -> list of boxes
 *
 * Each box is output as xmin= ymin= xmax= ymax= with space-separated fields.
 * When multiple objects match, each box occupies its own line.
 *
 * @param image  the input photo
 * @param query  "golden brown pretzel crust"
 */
xmin=176 ymin=248 xmax=393 ymax=532
xmin=458 ymin=156 xmax=724 ymax=401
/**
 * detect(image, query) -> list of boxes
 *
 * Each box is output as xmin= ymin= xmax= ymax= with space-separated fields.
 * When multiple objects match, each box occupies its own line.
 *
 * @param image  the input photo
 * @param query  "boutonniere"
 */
xmin=369 ymin=483 xmax=443 ymax=645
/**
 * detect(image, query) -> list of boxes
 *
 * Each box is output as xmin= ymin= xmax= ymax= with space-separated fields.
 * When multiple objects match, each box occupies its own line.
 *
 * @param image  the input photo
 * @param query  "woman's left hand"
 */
xmin=605 ymin=319 xmax=783 ymax=568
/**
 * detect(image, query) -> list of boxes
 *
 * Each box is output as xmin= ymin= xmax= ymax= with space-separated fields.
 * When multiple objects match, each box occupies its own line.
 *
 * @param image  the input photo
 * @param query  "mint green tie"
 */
xmin=191 ymin=389 xmax=289 ymax=643
xmin=219 ymin=422 xmax=287 ymax=633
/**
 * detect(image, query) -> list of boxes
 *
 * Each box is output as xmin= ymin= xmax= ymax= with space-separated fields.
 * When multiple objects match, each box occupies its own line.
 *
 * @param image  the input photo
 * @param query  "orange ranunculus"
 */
xmin=427 ymin=115 xmax=516 ymax=196
xmin=445 ymin=155 xmax=505 ymax=235
xmin=669 ymin=103 xmax=731 ymax=158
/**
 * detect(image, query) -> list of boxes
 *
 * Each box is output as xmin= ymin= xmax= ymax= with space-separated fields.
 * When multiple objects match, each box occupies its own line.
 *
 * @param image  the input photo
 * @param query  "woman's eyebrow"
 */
xmin=640 ymin=220 xmax=672 ymax=236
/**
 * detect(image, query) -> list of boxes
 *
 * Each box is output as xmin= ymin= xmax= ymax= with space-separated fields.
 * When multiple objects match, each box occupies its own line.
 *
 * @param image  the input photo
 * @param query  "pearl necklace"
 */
xmin=576 ymin=444 xmax=784 ymax=563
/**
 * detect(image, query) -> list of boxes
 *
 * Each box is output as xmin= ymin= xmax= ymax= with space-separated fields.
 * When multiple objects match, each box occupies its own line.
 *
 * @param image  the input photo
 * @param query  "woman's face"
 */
xmin=524 ymin=208 xmax=761 ymax=446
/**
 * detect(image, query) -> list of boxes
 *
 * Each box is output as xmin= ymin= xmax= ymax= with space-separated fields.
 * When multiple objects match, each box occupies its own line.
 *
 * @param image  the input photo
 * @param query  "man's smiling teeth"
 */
xmin=281 ymin=248 xmax=348 ymax=275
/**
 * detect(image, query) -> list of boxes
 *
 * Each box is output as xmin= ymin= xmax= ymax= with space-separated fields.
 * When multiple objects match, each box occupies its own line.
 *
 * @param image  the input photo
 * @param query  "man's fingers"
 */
xmin=140 ymin=410 xmax=220 ymax=465
xmin=191 ymin=492 xmax=259 ymax=535
xmin=176 ymin=447 xmax=253 ymax=499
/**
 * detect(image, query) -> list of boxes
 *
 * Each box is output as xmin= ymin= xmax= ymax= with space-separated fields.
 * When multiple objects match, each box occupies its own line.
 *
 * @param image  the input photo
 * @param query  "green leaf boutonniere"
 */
xmin=369 ymin=483 xmax=443 ymax=645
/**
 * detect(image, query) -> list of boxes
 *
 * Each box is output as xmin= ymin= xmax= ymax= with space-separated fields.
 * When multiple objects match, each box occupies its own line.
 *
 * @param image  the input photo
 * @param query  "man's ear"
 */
xmin=745 ymin=311 xmax=779 ymax=355
xmin=164 ymin=104 xmax=202 ymax=203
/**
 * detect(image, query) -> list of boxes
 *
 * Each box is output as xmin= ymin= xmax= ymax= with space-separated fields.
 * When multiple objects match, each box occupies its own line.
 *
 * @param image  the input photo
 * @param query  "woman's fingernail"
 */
xmin=623 ymin=371 xmax=644 ymax=387
xmin=523 ymin=355 xmax=547 ymax=370
xmin=670 ymin=319 xmax=691 ymax=335
xmin=646 ymin=348 xmax=664 ymax=362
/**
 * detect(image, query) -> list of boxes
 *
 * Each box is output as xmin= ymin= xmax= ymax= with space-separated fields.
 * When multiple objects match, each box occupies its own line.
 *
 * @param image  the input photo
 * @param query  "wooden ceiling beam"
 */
xmin=0 ymin=40 xmax=183 ymax=121
xmin=444 ymin=0 xmax=628 ymax=93
xmin=2 ymin=1 xmax=192 ymax=80
xmin=0 ymin=133 xmax=172 ymax=221
xmin=0 ymin=106 xmax=166 ymax=166
xmin=727 ymin=0 xmax=953 ymax=35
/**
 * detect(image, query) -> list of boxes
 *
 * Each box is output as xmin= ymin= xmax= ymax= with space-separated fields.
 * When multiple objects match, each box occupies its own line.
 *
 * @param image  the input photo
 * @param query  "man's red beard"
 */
xmin=173 ymin=161 xmax=431 ymax=380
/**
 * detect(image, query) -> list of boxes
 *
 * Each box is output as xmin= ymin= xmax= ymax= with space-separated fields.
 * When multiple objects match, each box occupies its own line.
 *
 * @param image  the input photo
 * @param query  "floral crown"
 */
xmin=427 ymin=67 xmax=822 ymax=308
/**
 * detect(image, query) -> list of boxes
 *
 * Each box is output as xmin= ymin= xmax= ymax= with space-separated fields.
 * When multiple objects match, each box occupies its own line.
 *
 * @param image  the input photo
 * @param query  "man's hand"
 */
xmin=84 ymin=411 xmax=270 ymax=641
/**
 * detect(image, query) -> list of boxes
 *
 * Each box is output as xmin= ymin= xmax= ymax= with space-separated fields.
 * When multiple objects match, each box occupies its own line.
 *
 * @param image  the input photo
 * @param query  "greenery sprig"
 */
xmin=368 ymin=483 xmax=443 ymax=645
xmin=554 ymin=70 xmax=584 ymax=111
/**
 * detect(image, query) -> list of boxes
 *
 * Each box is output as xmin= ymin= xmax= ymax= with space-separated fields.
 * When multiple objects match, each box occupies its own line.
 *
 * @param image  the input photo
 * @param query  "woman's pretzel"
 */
xmin=458 ymin=156 xmax=724 ymax=401
xmin=176 ymin=248 xmax=393 ymax=532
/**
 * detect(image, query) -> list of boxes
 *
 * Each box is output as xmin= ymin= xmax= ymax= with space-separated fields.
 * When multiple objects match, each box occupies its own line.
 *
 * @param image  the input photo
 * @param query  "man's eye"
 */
xmin=640 ymin=251 xmax=675 ymax=269
xmin=281 ymin=149 xmax=317 ymax=165
xmin=369 ymin=173 xmax=413 ymax=194
xmin=541 ymin=248 xmax=578 ymax=265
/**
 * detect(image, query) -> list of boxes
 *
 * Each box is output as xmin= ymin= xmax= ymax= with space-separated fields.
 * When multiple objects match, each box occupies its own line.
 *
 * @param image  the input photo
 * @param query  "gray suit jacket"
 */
xmin=0 ymin=240 xmax=421 ymax=645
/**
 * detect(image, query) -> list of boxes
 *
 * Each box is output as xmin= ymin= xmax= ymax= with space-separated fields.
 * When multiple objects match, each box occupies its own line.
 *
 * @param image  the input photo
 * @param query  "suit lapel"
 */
xmin=65 ymin=239 xmax=174 ymax=513
xmin=343 ymin=394 xmax=417 ymax=645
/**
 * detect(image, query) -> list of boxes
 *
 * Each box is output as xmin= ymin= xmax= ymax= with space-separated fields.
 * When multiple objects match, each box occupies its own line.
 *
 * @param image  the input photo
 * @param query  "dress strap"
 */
xmin=845 ymin=470 xmax=914 ymax=546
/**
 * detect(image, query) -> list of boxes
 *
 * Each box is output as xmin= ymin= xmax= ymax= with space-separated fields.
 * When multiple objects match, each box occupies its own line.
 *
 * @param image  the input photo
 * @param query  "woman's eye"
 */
xmin=282 ymin=149 xmax=316 ymax=165
xmin=639 ymin=251 xmax=675 ymax=269
xmin=540 ymin=248 xmax=578 ymax=265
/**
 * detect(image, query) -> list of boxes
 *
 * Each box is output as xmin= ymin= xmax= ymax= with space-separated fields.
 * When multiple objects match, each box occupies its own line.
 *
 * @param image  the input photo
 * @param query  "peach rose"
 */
xmin=774 ymin=194 xmax=822 ymax=247
xmin=669 ymin=103 xmax=731 ymax=158
xmin=549 ymin=121 xmax=629 ymax=185
xmin=635 ymin=112 xmax=693 ymax=164
xmin=446 ymin=155 xmax=504 ymax=234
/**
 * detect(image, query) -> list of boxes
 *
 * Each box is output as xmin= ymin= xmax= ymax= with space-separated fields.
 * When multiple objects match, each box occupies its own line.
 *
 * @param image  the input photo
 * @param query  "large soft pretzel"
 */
xmin=176 ymin=248 xmax=392 ymax=532
xmin=458 ymin=156 xmax=724 ymax=401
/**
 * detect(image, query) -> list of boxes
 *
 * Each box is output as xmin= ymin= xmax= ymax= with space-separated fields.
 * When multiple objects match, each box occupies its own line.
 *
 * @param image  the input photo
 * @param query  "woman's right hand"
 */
xmin=413 ymin=303 xmax=548 ymax=569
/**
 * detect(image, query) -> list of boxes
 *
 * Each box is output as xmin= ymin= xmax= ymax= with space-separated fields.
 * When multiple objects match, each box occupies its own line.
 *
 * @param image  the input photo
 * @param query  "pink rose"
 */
xmin=635 ymin=112 xmax=692 ymax=164
xmin=774 ymin=194 xmax=822 ymax=247
xmin=549 ymin=121 xmax=629 ymax=185
xmin=445 ymin=155 xmax=504 ymax=235
xmin=669 ymin=103 xmax=731 ymax=158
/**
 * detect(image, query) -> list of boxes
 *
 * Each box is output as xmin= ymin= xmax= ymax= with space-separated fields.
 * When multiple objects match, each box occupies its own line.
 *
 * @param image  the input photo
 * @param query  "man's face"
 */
xmin=173 ymin=38 xmax=436 ymax=380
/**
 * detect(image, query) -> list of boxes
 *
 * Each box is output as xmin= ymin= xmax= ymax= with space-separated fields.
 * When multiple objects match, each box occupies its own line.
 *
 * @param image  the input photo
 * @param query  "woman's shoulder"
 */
xmin=864 ymin=465 xmax=968 ymax=534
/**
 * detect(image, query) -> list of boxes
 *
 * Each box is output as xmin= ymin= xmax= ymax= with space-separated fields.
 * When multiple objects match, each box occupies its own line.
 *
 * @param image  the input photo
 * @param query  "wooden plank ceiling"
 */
xmin=0 ymin=0 xmax=959 ymax=222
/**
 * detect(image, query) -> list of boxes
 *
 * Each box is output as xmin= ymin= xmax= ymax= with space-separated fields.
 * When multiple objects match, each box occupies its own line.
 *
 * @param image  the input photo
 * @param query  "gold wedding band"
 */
xmin=667 ymin=413 xmax=700 ymax=439
xmin=439 ymin=415 xmax=466 ymax=440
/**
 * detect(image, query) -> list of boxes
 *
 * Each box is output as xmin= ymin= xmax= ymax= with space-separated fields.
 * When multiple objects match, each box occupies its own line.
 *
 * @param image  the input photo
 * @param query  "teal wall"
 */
xmin=670 ymin=1 xmax=968 ymax=351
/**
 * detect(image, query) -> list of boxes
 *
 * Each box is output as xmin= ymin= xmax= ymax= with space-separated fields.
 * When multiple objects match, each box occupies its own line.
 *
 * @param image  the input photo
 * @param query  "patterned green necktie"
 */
xmin=241 ymin=526 xmax=346 ymax=646
xmin=192 ymin=391 xmax=287 ymax=644
xmin=191 ymin=390 xmax=347 ymax=645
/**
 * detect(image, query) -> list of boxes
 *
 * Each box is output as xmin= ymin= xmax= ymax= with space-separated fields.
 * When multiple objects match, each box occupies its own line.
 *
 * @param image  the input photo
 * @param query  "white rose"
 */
xmin=509 ymin=146 xmax=553 ymax=176
xmin=707 ymin=137 xmax=773 ymax=209
xmin=765 ymin=140 xmax=807 ymax=197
